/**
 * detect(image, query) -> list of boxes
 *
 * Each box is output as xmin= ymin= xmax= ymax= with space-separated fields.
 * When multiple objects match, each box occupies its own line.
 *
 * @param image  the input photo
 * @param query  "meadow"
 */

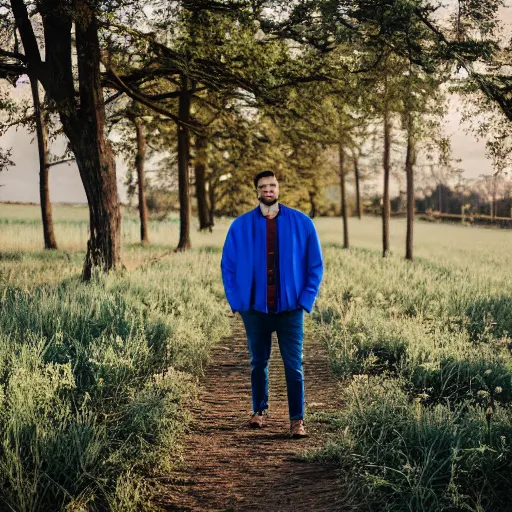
xmin=1 ymin=203 xmax=512 ymax=511
xmin=310 ymin=234 xmax=512 ymax=510
xmin=0 ymin=204 xmax=231 ymax=510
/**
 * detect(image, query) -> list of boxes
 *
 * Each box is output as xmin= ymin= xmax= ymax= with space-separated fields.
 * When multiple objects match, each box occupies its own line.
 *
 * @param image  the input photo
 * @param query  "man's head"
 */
xmin=254 ymin=170 xmax=279 ymax=207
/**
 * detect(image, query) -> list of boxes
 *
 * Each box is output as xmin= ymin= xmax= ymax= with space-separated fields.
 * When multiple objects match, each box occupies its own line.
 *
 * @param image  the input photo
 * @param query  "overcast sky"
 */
xmin=0 ymin=126 xmax=128 ymax=204
xmin=0 ymin=5 xmax=511 ymax=204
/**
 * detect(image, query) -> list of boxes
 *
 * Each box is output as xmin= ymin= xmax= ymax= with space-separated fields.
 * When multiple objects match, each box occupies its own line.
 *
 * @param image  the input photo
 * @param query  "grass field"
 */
xmin=3 ymin=201 xmax=512 ymax=264
xmin=309 ymin=227 xmax=512 ymax=510
xmin=0 ymin=205 xmax=232 ymax=510
xmin=1 ymin=203 xmax=512 ymax=511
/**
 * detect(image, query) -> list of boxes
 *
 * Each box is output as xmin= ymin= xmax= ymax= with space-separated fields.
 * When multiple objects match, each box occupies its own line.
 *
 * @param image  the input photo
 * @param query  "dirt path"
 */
xmin=163 ymin=316 xmax=345 ymax=511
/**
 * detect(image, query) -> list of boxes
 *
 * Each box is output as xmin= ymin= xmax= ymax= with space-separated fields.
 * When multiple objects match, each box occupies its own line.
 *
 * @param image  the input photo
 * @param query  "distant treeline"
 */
xmin=141 ymin=182 xmax=512 ymax=224
xmin=414 ymin=184 xmax=512 ymax=219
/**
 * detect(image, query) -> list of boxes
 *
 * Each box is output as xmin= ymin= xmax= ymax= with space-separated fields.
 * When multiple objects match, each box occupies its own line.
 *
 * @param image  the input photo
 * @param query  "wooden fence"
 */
xmin=417 ymin=211 xmax=512 ymax=228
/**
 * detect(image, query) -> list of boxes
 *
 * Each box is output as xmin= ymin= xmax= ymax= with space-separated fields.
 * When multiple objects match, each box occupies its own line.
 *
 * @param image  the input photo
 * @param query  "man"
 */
xmin=221 ymin=170 xmax=324 ymax=438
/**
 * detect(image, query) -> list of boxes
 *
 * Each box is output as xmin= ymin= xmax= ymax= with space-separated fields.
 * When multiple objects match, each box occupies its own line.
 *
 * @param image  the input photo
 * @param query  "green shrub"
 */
xmin=313 ymin=376 xmax=512 ymax=512
xmin=407 ymin=355 xmax=512 ymax=407
xmin=318 ymin=308 xmax=409 ymax=377
xmin=465 ymin=296 xmax=512 ymax=342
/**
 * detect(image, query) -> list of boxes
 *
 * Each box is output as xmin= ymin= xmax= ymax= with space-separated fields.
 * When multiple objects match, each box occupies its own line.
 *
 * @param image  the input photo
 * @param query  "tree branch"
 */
xmin=412 ymin=8 xmax=512 ymax=122
xmin=101 ymin=65 xmax=181 ymax=89
xmin=9 ymin=0 xmax=44 ymax=80
xmin=0 ymin=49 xmax=27 ymax=63
xmin=104 ymin=90 xmax=125 ymax=105
xmin=103 ymin=61 xmax=204 ymax=134
xmin=48 ymin=157 xmax=75 ymax=168
xmin=0 ymin=61 xmax=26 ymax=81
xmin=146 ymin=90 xmax=182 ymax=101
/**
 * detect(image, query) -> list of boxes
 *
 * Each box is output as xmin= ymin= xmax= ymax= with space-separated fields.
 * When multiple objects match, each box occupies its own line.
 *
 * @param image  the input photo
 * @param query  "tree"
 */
xmin=102 ymin=1 xmax=337 ymax=241
xmin=0 ymin=47 xmax=58 ymax=249
xmin=176 ymin=73 xmax=192 ymax=250
xmin=30 ymin=77 xmax=57 ymax=249
xmin=338 ymin=142 xmax=349 ymax=248
xmin=193 ymin=133 xmax=212 ymax=231
xmin=381 ymin=68 xmax=392 ymax=258
xmin=329 ymin=2 xmax=447 ymax=258
xmin=400 ymin=46 xmax=448 ymax=260
xmin=404 ymin=78 xmax=416 ymax=261
xmin=2 ymin=0 xmax=122 ymax=279
xmin=131 ymin=111 xmax=150 ymax=244
xmin=331 ymin=1 xmax=509 ymax=132
xmin=350 ymin=146 xmax=364 ymax=220
xmin=262 ymin=56 xmax=372 ymax=245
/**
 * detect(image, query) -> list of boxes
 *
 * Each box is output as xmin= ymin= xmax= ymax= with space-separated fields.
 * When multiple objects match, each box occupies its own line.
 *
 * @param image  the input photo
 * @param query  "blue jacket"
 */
xmin=221 ymin=204 xmax=323 ymax=314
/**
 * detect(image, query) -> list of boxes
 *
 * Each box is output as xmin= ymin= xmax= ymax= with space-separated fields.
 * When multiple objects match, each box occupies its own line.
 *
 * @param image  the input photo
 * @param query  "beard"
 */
xmin=258 ymin=196 xmax=278 ymax=207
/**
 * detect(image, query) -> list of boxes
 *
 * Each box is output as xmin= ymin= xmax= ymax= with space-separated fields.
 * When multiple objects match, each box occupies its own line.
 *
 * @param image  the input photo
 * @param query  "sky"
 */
xmin=0 ymin=126 xmax=128 ymax=204
xmin=0 ymin=4 xmax=511 ymax=205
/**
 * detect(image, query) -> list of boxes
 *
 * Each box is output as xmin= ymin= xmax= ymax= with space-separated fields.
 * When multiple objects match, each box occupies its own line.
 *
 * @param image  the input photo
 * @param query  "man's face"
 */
xmin=256 ymin=176 xmax=279 ymax=206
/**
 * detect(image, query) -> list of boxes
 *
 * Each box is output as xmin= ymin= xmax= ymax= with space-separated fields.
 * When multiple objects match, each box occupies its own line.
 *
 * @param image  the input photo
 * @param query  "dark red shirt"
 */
xmin=266 ymin=216 xmax=277 ymax=312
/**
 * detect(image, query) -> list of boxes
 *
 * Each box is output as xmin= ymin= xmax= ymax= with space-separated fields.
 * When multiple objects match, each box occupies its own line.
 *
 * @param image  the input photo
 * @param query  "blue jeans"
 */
xmin=240 ymin=309 xmax=304 ymax=420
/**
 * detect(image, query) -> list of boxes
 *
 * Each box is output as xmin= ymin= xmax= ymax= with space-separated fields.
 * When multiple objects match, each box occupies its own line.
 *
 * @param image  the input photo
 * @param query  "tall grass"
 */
xmin=311 ymin=246 xmax=512 ymax=512
xmin=0 ymin=246 xmax=230 ymax=510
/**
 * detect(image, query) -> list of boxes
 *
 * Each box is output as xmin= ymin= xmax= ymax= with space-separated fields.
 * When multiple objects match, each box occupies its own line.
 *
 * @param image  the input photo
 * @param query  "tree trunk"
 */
xmin=134 ymin=117 xmax=149 ymax=244
xmin=353 ymin=155 xmax=362 ymax=219
xmin=75 ymin=9 xmax=120 ymax=279
xmin=176 ymin=73 xmax=192 ymax=250
xmin=492 ymin=175 xmax=497 ymax=222
xmin=194 ymin=134 xmax=212 ymax=231
xmin=30 ymin=75 xmax=57 ymax=250
xmin=382 ymin=81 xmax=391 ymax=258
xmin=308 ymin=190 xmax=317 ymax=219
xmin=207 ymin=176 xmax=216 ymax=226
xmin=405 ymin=112 xmax=416 ymax=261
xmin=339 ymin=143 xmax=349 ymax=249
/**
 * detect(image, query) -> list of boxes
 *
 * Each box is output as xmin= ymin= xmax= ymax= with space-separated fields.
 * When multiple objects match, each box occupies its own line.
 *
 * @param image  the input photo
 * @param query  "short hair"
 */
xmin=254 ymin=170 xmax=276 ymax=189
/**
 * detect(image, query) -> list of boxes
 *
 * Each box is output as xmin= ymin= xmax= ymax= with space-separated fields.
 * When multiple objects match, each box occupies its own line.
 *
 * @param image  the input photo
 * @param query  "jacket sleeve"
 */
xmin=298 ymin=225 xmax=324 ymax=313
xmin=221 ymin=225 xmax=241 ymax=313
